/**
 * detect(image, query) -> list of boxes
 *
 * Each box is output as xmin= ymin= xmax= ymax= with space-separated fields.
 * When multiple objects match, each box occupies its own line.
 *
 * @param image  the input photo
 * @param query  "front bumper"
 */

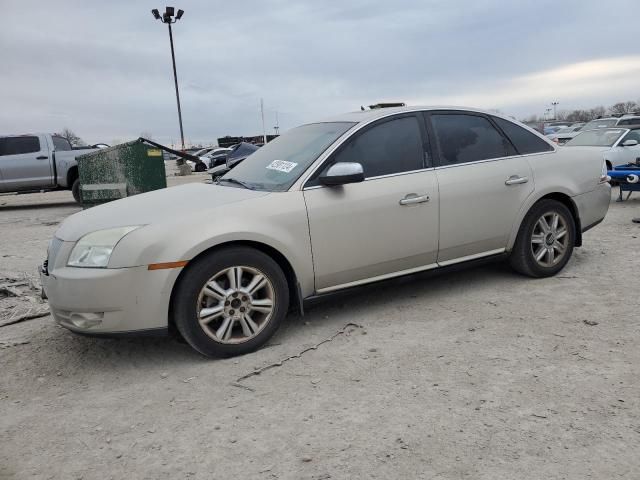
xmin=40 ymin=263 xmax=177 ymax=335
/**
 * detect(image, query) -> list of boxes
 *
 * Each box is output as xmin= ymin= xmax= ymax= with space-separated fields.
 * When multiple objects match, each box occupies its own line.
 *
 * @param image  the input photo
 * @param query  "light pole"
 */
xmin=551 ymin=101 xmax=559 ymax=120
xmin=151 ymin=7 xmax=186 ymax=153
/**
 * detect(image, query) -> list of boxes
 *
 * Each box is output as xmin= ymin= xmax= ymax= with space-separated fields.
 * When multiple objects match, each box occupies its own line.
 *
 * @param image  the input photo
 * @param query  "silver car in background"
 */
xmin=41 ymin=106 xmax=611 ymax=357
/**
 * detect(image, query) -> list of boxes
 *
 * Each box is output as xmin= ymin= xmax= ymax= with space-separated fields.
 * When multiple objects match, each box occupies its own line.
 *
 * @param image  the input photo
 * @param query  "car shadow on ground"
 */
xmin=39 ymin=258 xmax=518 ymax=370
xmin=0 ymin=201 xmax=79 ymax=211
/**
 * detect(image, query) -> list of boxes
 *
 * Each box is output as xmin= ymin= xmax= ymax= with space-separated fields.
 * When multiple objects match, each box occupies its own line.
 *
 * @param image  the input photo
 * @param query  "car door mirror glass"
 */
xmin=622 ymin=139 xmax=639 ymax=147
xmin=319 ymin=162 xmax=364 ymax=186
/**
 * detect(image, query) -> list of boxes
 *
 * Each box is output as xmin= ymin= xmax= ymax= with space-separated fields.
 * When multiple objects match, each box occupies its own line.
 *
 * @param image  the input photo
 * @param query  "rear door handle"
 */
xmin=36 ymin=155 xmax=48 ymax=160
xmin=399 ymin=193 xmax=430 ymax=205
xmin=505 ymin=175 xmax=528 ymax=186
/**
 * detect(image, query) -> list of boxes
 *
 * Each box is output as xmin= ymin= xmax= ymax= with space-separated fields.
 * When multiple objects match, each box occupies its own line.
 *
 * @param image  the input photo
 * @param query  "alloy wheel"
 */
xmin=196 ymin=266 xmax=275 ymax=344
xmin=530 ymin=211 xmax=569 ymax=267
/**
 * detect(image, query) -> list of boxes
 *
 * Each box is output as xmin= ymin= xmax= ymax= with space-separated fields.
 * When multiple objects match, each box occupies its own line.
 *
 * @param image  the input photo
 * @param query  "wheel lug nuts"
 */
xmin=242 ymin=296 xmax=248 ymax=301
xmin=225 ymin=301 xmax=230 ymax=306
xmin=229 ymin=310 xmax=235 ymax=315
xmin=232 ymin=293 xmax=238 ymax=298
xmin=240 ymin=307 xmax=245 ymax=312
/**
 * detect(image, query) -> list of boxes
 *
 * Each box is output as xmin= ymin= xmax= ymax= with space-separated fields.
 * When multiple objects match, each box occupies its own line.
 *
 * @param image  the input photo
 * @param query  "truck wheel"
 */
xmin=71 ymin=179 xmax=81 ymax=203
xmin=172 ymin=246 xmax=289 ymax=358
xmin=509 ymin=199 xmax=576 ymax=278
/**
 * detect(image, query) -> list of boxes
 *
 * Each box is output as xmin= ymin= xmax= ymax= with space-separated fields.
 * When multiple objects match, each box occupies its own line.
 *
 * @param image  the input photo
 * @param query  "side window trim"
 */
xmin=424 ymin=110 xmax=516 ymax=168
xmin=303 ymin=113 xmax=430 ymax=188
xmin=486 ymin=115 xmax=518 ymax=154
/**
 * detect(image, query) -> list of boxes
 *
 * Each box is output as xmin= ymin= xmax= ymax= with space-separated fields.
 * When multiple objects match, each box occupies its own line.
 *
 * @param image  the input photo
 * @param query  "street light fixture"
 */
xmin=151 ymin=6 xmax=186 ymax=153
xmin=551 ymin=101 xmax=559 ymax=120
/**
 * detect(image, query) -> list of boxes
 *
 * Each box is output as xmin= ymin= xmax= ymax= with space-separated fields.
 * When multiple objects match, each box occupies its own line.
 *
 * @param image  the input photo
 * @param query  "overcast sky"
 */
xmin=2 ymin=0 xmax=639 ymax=146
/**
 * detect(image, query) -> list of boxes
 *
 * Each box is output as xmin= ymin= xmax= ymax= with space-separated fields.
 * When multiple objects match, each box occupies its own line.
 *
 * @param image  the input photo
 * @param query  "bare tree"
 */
xmin=608 ymin=101 xmax=637 ymax=115
xmin=564 ymin=109 xmax=593 ymax=122
xmin=57 ymin=128 xmax=85 ymax=146
xmin=589 ymin=106 xmax=606 ymax=119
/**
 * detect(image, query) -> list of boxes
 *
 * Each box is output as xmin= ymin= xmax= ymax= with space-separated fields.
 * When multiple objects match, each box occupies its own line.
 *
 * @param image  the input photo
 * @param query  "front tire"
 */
xmin=509 ymin=199 xmax=576 ymax=278
xmin=71 ymin=178 xmax=81 ymax=203
xmin=173 ymin=247 xmax=289 ymax=358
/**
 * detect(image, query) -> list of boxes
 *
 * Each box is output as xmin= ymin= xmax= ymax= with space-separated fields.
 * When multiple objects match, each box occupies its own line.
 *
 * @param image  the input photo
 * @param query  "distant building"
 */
xmin=217 ymin=134 xmax=279 ymax=148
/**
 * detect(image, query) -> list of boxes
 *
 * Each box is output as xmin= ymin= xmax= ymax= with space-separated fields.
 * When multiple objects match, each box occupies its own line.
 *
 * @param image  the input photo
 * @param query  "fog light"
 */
xmin=69 ymin=312 xmax=104 ymax=328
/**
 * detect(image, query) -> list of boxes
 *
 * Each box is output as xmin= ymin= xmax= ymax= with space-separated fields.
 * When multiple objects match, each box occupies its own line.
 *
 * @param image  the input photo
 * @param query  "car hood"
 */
xmin=55 ymin=183 xmax=270 ymax=241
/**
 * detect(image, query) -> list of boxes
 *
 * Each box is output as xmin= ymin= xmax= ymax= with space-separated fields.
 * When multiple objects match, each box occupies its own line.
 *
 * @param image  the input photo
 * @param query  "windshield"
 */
xmin=565 ymin=128 xmax=626 ymax=147
xmin=581 ymin=118 xmax=617 ymax=129
xmin=220 ymin=122 xmax=355 ymax=191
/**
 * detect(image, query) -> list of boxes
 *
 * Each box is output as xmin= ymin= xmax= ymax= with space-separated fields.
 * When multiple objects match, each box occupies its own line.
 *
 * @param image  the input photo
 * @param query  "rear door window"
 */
xmin=0 ymin=136 xmax=41 ymax=156
xmin=492 ymin=117 xmax=554 ymax=154
xmin=430 ymin=113 xmax=513 ymax=166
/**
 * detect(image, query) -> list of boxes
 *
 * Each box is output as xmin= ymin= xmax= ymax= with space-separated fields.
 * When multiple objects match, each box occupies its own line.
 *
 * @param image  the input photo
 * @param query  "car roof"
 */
xmin=317 ymin=106 xmax=525 ymax=125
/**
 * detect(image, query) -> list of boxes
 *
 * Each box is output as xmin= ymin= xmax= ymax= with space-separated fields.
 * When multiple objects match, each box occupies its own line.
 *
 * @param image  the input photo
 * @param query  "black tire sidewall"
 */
xmin=173 ymin=247 xmax=289 ymax=357
xmin=71 ymin=179 xmax=81 ymax=203
xmin=518 ymin=200 xmax=576 ymax=277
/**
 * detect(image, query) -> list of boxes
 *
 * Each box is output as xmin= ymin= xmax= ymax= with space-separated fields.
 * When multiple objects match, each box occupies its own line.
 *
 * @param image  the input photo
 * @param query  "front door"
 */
xmin=303 ymin=114 xmax=439 ymax=292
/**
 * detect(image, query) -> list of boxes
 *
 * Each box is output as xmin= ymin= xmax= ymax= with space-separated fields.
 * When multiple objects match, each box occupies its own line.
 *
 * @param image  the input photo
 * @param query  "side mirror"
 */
xmin=319 ymin=162 xmax=365 ymax=186
xmin=622 ymin=139 xmax=639 ymax=147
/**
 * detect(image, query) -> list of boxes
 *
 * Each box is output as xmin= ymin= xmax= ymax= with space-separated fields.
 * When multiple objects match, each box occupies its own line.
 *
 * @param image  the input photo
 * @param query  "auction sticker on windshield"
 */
xmin=266 ymin=160 xmax=298 ymax=173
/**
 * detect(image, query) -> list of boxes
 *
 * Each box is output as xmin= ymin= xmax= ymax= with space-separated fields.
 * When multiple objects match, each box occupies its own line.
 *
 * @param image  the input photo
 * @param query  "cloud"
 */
xmin=407 ymin=56 xmax=640 ymax=112
xmin=1 ymin=0 xmax=639 ymax=146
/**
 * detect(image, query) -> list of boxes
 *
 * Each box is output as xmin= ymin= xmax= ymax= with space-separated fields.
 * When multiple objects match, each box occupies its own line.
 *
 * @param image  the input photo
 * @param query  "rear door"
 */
xmin=303 ymin=114 xmax=440 ymax=291
xmin=0 ymin=135 xmax=53 ymax=190
xmin=426 ymin=112 xmax=541 ymax=264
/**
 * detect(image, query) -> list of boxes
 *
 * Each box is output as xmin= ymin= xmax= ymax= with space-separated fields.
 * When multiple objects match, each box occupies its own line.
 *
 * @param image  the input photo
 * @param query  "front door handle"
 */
xmin=505 ymin=175 xmax=528 ymax=186
xmin=399 ymin=193 xmax=430 ymax=205
xmin=36 ymin=155 xmax=48 ymax=160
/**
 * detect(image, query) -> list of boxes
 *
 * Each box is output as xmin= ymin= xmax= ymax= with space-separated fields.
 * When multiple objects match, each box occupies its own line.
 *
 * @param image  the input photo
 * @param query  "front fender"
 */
xmin=109 ymin=191 xmax=316 ymax=297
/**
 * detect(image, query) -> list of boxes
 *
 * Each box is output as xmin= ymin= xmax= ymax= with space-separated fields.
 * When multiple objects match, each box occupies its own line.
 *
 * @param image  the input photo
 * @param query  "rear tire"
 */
xmin=509 ymin=199 xmax=576 ymax=278
xmin=173 ymin=247 xmax=289 ymax=358
xmin=71 ymin=178 xmax=81 ymax=203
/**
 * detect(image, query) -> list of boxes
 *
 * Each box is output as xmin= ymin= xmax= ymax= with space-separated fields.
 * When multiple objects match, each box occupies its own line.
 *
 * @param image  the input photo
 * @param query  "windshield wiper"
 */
xmin=217 ymin=177 xmax=256 ymax=190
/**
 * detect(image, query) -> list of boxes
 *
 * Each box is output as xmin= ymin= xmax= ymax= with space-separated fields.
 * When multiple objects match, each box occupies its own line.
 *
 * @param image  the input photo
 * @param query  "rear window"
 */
xmin=617 ymin=118 xmax=640 ymax=126
xmin=0 ymin=136 xmax=41 ymax=156
xmin=493 ymin=117 xmax=554 ymax=154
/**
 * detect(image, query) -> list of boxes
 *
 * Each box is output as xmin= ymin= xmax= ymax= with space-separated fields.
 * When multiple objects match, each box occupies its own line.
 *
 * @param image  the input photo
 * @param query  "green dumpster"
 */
xmin=76 ymin=139 xmax=167 ymax=207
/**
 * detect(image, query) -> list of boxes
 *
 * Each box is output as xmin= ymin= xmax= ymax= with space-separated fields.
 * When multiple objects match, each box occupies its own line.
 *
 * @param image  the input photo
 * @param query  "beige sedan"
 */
xmin=41 ymin=106 xmax=611 ymax=357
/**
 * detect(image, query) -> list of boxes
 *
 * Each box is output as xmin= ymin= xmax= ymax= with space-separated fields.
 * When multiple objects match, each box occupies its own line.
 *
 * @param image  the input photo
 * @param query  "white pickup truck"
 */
xmin=0 ymin=133 xmax=98 ymax=203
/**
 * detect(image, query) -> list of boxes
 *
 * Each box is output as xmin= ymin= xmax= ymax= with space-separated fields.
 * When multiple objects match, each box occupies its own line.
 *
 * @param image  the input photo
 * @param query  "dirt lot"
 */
xmin=1 ymin=179 xmax=639 ymax=480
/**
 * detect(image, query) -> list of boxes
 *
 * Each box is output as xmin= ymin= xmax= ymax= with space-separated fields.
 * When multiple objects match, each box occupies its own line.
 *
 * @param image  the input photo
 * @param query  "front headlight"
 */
xmin=67 ymin=226 xmax=142 ymax=268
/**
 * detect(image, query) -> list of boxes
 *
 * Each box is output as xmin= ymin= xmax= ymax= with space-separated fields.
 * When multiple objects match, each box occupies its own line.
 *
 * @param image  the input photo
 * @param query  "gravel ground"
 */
xmin=1 ymin=181 xmax=639 ymax=480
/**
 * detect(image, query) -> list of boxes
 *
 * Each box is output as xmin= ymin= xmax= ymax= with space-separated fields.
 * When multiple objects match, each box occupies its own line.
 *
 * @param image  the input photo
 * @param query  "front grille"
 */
xmin=47 ymin=237 xmax=64 ymax=269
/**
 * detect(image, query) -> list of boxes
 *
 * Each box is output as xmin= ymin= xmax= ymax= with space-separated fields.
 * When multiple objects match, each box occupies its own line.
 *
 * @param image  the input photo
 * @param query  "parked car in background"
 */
xmin=41 ymin=106 xmax=610 ymax=357
xmin=547 ymin=124 xmax=584 ymax=145
xmin=564 ymin=126 xmax=640 ymax=170
xmin=615 ymin=115 xmax=640 ymax=126
xmin=543 ymin=125 xmax=565 ymax=135
xmin=552 ymin=117 xmax=627 ymax=144
xmin=0 ymin=134 xmax=97 ymax=202
xmin=192 ymin=146 xmax=217 ymax=158
xmin=201 ymin=147 xmax=233 ymax=167
xmin=208 ymin=142 xmax=259 ymax=179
